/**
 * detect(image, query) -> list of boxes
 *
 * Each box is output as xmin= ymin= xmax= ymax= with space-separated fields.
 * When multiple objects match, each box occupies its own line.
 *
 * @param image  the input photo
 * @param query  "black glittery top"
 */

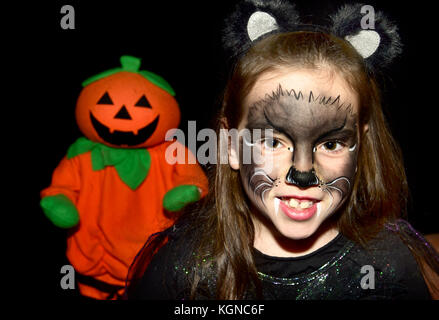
xmin=130 ymin=225 xmax=432 ymax=300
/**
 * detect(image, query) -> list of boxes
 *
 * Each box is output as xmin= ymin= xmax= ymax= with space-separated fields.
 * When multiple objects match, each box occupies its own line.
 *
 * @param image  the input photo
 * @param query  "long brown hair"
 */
xmin=127 ymin=31 xmax=439 ymax=299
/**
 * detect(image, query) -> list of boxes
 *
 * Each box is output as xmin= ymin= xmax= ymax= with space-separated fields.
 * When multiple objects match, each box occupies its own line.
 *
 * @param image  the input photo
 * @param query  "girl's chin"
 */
xmin=268 ymin=207 xmax=328 ymax=240
xmin=274 ymin=222 xmax=321 ymax=240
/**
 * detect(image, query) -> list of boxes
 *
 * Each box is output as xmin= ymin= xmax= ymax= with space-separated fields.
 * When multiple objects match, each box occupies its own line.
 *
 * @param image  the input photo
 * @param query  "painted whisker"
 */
xmin=326 ymin=176 xmax=351 ymax=190
xmin=250 ymin=170 xmax=275 ymax=185
xmin=253 ymin=182 xmax=273 ymax=193
xmin=322 ymin=187 xmax=335 ymax=210
xmin=261 ymin=188 xmax=271 ymax=207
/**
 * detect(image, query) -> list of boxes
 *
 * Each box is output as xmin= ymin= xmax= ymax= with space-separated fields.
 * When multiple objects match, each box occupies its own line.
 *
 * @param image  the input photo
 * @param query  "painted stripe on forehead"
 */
xmin=248 ymin=85 xmax=353 ymax=113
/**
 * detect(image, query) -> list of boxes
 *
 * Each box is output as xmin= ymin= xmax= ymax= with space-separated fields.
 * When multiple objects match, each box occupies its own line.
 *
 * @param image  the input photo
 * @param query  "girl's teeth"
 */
xmin=300 ymin=201 xmax=313 ymax=209
xmin=289 ymin=198 xmax=299 ymax=207
xmin=285 ymin=198 xmax=314 ymax=209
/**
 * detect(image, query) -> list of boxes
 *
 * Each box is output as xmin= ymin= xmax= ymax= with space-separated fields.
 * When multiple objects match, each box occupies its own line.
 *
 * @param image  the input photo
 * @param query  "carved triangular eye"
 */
xmin=135 ymin=95 xmax=152 ymax=108
xmin=97 ymin=92 xmax=114 ymax=105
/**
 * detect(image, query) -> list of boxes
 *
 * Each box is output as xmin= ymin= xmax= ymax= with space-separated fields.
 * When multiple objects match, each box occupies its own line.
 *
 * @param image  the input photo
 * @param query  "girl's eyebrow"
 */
xmin=245 ymin=105 xmax=281 ymax=131
xmin=263 ymin=109 xmax=287 ymax=135
xmin=260 ymin=108 xmax=297 ymax=142
xmin=313 ymin=117 xmax=356 ymax=143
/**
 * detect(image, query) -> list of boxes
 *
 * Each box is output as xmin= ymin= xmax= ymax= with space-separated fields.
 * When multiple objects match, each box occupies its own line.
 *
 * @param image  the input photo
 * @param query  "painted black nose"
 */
xmin=285 ymin=167 xmax=319 ymax=188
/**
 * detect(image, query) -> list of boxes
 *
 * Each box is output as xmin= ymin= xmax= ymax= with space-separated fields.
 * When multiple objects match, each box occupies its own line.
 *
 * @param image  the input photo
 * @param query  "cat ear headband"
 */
xmin=222 ymin=0 xmax=402 ymax=72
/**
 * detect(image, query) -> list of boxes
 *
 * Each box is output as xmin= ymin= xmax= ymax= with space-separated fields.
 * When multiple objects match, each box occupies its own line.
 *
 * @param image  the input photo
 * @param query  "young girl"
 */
xmin=126 ymin=1 xmax=439 ymax=299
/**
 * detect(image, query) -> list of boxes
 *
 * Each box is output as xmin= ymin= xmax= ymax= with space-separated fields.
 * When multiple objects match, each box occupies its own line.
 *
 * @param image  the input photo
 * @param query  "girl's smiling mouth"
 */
xmin=275 ymin=195 xmax=321 ymax=221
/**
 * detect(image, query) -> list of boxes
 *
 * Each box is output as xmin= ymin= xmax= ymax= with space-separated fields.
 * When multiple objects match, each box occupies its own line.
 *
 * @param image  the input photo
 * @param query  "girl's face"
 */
xmin=229 ymin=68 xmax=365 ymax=240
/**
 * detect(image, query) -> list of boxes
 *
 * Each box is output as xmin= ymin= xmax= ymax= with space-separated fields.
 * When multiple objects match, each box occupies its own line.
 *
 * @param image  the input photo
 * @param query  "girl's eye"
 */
xmin=263 ymin=138 xmax=282 ymax=150
xmin=321 ymin=141 xmax=344 ymax=153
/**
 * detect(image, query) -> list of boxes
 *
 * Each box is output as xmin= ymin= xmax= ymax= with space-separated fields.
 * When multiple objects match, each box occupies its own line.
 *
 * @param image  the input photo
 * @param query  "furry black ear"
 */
xmin=329 ymin=3 xmax=402 ymax=71
xmin=222 ymin=0 xmax=300 ymax=61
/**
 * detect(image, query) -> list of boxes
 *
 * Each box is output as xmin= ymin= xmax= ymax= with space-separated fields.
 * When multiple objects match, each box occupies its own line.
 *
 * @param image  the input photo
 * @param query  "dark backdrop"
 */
xmin=22 ymin=0 xmax=438 ymax=299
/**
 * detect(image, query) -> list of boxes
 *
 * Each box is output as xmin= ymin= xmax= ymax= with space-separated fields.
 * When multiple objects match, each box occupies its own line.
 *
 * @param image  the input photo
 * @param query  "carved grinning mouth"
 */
xmin=90 ymin=112 xmax=159 ymax=146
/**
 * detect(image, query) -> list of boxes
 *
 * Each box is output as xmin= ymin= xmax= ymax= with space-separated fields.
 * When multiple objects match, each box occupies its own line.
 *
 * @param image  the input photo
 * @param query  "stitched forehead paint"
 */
xmin=246 ymin=85 xmax=357 ymax=143
xmin=248 ymin=85 xmax=354 ymax=112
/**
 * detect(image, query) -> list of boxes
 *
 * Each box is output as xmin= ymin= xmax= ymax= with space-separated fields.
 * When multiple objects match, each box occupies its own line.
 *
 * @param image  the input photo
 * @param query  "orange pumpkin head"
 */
xmin=76 ymin=56 xmax=180 ymax=148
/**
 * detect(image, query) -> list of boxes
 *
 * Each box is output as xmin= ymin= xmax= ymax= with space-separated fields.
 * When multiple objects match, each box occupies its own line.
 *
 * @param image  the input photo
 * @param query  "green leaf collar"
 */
xmin=67 ymin=137 xmax=151 ymax=190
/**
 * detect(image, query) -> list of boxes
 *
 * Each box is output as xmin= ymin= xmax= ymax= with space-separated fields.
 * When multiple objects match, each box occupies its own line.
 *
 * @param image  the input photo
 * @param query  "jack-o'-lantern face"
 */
xmin=76 ymin=70 xmax=180 ymax=148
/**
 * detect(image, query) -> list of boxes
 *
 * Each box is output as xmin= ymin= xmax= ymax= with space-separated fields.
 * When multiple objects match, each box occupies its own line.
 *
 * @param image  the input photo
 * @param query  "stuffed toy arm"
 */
xmin=40 ymin=156 xmax=80 ymax=228
xmin=163 ymin=184 xmax=202 ymax=212
xmin=163 ymin=142 xmax=209 ymax=212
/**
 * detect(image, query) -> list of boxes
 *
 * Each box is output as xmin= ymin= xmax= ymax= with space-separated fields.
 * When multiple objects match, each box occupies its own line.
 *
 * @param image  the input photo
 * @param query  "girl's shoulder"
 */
xmin=129 ymin=224 xmax=208 ymax=299
xmin=347 ymin=220 xmax=433 ymax=299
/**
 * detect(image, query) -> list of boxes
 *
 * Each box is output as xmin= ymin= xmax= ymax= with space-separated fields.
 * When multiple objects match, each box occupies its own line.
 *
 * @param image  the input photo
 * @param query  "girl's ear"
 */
xmin=218 ymin=117 xmax=240 ymax=170
xmin=362 ymin=123 xmax=370 ymax=135
xmin=329 ymin=3 xmax=402 ymax=71
xmin=228 ymin=139 xmax=240 ymax=171
xmin=219 ymin=117 xmax=229 ymax=130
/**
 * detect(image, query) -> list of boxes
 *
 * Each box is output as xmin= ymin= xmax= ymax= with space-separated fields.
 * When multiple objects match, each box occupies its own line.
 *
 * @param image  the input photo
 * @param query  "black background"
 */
xmin=18 ymin=0 xmax=438 ymax=301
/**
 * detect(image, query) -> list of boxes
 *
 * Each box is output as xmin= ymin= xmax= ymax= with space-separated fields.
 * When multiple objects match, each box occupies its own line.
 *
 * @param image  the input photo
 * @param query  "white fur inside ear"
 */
xmin=247 ymin=11 xmax=278 ymax=42
xmin=345 ymin=30 xmax=381 ymax=59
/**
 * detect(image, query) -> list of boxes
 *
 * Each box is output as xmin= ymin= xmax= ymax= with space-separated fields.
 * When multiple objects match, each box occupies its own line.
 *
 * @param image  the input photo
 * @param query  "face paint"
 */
xmin=239 ymin=85 xmax=360 ymax=223
xmin=240 ymin=128 xmax=281 ymax=209
xmin=242 ymin=166 xmax=276 ymax=208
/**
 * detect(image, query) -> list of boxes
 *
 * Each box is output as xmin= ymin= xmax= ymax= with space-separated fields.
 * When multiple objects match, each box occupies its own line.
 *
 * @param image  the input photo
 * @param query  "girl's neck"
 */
xmin=252 ymin=214 xmax=339 ymax=258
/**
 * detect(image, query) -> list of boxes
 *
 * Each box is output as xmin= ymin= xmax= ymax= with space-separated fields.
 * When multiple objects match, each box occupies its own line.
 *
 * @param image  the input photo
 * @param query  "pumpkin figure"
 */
xmin=40 ymin=56 xmax=208 ymax=299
